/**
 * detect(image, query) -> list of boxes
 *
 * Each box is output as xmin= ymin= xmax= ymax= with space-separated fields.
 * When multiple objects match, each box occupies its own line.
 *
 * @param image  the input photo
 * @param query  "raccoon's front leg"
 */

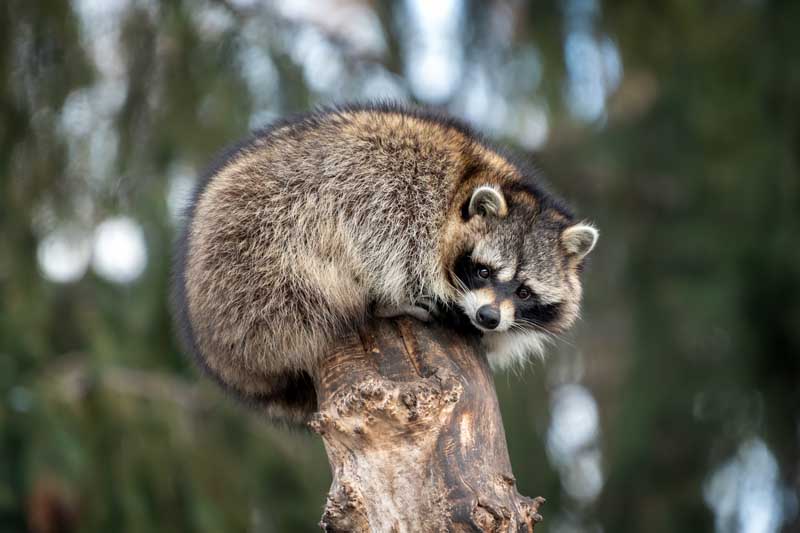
xmin=375 ymin=304 xmax=433 ymax=322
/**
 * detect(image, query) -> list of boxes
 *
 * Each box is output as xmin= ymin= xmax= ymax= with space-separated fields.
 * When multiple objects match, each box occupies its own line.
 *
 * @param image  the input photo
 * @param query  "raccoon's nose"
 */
xmin=476 ymin=305 xmax=500 ymax=329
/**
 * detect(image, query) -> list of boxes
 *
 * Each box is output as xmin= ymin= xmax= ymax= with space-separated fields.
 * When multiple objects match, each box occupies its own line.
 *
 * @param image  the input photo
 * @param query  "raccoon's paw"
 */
xmin=375 ymin=304 xmax=433 ymax=323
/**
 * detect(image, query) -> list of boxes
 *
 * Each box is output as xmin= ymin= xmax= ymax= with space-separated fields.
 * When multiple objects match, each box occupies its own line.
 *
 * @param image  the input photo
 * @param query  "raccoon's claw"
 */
xmin=375 ymin=305 xmax=433 ymax=323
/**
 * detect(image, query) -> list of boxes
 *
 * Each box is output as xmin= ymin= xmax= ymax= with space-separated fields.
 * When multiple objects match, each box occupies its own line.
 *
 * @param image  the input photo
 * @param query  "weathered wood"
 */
xmin=310 ymin=318 xmax=545 ymax=532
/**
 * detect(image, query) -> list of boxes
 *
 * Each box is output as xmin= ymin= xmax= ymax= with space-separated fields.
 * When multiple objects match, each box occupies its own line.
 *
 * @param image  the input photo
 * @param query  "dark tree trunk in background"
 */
xmin=310 ymin=318 xmax=545 ymax=532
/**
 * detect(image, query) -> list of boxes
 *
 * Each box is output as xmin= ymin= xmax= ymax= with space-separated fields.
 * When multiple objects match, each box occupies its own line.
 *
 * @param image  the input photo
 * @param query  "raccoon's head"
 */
xmin=451 ymin=184 xmax=598 ymax=366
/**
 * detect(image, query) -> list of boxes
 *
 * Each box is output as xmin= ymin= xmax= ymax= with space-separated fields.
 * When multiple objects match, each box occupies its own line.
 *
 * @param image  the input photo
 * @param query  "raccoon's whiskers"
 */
xmin=512 ymin=319 xmax=574 ymax=348
xmin=448 ymin=269 xmax=469 ymax=295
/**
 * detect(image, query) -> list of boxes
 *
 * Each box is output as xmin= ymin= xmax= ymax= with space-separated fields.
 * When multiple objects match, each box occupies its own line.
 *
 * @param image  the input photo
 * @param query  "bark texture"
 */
xmin=310 ymin=317 xmax=545 ymax=532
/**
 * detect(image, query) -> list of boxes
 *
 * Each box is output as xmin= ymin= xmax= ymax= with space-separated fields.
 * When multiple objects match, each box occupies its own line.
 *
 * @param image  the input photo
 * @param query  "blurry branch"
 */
xmin=49 ymin=359 xmax=204 ymax=410
xmin=42 ymin=358 xmax=305 ymax=459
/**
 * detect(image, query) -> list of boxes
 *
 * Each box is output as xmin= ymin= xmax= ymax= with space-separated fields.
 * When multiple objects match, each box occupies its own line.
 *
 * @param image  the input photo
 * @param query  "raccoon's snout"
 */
xmin=476 ymin=305 xmax=500 ymax=329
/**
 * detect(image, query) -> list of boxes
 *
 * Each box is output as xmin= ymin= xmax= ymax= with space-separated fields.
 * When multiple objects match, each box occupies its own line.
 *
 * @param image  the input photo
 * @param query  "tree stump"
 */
xmin=310 ymin=317 xmax=545 ymax=532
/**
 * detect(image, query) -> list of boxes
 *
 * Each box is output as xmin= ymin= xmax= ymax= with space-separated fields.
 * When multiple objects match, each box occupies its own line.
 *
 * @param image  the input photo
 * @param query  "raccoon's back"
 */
xmin=172 ymin=107 xmax=463 ymax=406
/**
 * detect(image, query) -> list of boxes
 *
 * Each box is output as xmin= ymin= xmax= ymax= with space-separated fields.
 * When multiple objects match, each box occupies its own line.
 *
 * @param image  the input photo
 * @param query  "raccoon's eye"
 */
xmin=476 ymin=266 xmax=491 ymax=279
xmin=516 ymin=287 xmax=531 ymax=300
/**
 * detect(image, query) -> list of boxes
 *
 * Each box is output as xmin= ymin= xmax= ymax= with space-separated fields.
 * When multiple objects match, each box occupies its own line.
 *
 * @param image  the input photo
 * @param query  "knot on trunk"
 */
xmin=319 ymin=481 xmax=370 ymax=533
xmin=310 ymin=370 xmax=463 ymax=439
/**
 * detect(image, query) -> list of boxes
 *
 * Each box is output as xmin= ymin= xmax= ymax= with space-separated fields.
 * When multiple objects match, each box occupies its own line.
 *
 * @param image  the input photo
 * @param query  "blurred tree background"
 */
xmin=1 ymin=0 xmax=798 ymax=532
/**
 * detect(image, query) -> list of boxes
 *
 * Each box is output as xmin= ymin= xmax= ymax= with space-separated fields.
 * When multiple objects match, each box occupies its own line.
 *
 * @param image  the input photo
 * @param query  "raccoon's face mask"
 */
xmin=454 ymin=185 xmax=598 ymax=336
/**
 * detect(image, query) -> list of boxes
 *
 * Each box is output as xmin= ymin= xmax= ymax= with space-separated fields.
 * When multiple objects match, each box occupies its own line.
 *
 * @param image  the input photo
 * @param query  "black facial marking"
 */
xmin=453 ymin=250 xmax=563 ymax=330
xmin=453 ymin=252 xmax=494 ymax=290
xmin=517 ymin=300 xmax=562 ymax=325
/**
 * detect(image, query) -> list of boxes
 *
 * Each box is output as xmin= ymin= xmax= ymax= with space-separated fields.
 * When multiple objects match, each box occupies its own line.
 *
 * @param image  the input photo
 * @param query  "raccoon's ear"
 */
xmin=562 ymin=223 xmax=598 ymax=258
xmin=468 ymin=185 xmax=508 ymax=219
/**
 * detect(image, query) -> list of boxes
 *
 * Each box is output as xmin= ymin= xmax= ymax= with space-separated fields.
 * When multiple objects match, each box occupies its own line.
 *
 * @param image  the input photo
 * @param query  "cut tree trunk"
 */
xmin=310 ymin=317 xmax=545 ymax=532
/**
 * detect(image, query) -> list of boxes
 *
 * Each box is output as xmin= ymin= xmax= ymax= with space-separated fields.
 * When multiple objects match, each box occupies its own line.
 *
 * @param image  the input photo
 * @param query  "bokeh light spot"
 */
xmin=91 ymin=216 xmax=148 ymax=284
xmin=36 ymin=226 xmax=92 ymax=283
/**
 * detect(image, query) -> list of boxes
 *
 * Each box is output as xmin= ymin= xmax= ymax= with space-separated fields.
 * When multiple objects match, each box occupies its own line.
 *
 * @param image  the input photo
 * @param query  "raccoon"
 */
xmin=172 ymin=103 xmax=597 ymax=423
